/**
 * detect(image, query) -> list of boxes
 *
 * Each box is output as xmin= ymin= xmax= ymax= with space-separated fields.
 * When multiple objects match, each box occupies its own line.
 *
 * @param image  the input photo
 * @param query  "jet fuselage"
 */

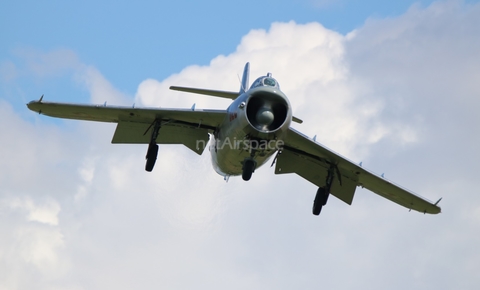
xmin=210 ymin=81 xmax=292 ymax=177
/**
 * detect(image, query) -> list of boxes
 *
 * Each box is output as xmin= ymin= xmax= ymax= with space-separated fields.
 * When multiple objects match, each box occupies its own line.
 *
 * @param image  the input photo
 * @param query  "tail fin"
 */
xmin=239 ymin=62 xmax=250 ymax=94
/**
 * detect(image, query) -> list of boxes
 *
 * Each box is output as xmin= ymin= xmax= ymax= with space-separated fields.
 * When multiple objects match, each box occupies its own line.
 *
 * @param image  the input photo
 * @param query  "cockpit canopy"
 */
xmin=250 ymin=73 xmax=280 ymax=90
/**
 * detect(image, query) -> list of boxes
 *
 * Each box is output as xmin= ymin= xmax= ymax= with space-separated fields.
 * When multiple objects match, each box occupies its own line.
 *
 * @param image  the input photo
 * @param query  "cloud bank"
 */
xmin=1 ymin=1 xmax=480 ymax=289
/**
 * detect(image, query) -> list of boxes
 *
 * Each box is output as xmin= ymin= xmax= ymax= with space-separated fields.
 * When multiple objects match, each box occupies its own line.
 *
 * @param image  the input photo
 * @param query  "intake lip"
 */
xmin=245 ymin=89 xmax=289 ymax=133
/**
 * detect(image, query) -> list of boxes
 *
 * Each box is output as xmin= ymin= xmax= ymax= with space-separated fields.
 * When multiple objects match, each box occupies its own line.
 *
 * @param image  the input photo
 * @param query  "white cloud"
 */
xmin=0 ymin=198 xmax=69 ymax=288
xmin=14 ymin=226 xmax=66 ymax=272
xmin=2 ymin=1 xmax=480 ymax=289
xmin=136 ymin=21 xmax=384 ymax=158
xmin=7 ymin=197 xmax=61 ymax=226
xmin=76 ymin=65 xmax=131 ymax=105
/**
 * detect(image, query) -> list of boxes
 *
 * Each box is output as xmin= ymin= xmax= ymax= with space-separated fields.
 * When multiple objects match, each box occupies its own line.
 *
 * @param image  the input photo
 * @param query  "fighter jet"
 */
xmin=27 ymin=63 xmax=442 ymax=216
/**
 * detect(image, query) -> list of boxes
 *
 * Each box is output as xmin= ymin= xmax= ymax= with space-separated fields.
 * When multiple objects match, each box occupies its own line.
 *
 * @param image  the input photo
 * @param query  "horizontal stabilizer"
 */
xmin=292 ymin=116 xmax=303 ymax=124
xmin=170 ymin=86 xmax=239 ymax=100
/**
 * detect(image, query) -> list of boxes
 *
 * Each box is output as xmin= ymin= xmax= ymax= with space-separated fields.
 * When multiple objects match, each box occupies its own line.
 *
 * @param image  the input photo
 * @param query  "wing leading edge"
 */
xmin=276 ymin=127 xmax=441 ymax=214
xmin=27 ymin=100 xmax=227 ymax=155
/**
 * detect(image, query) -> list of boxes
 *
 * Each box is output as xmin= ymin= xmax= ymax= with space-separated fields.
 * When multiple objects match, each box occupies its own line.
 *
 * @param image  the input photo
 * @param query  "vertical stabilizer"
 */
xmin=240 ymin=62 xmax=250 ymax=94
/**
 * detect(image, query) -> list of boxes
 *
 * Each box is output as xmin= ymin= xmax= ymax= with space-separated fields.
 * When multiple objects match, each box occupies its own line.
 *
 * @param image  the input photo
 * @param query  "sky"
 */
xmin=1 ymin=0 xmax=480 ymax=289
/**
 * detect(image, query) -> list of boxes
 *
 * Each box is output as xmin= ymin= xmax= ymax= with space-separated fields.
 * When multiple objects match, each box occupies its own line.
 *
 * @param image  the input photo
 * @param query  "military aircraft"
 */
xmin=27 ymin=63 xmax=442 ymax=216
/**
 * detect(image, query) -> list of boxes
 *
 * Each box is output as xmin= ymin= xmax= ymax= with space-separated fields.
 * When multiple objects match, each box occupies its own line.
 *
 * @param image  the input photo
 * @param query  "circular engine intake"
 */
xmin=246 ymin=92 xmax=289 ymax=133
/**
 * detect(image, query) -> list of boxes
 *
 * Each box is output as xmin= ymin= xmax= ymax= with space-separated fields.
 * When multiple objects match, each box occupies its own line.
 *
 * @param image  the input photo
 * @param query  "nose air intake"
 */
xmin=246 ymin=92 xmax=288 ymax=132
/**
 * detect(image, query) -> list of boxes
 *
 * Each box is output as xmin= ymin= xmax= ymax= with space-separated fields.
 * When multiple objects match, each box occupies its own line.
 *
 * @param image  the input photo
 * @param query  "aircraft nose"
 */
xmin=256 ymin=107 xmax=274 ymax=126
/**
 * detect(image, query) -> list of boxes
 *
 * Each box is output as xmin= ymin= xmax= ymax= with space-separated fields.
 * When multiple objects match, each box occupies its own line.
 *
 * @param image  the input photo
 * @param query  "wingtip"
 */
xmin=26 ymin=95 xmax=45 ymax=113
xmin=432 ymin=205 xmax=442 ymax=214
xmin=434 ymin=197 xmax=442 ymax=214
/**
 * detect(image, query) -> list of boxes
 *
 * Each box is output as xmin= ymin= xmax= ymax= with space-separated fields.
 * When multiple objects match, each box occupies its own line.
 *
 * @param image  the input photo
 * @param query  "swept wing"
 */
xmin=275 ymin=127 xmax=441 ymax=214
xmin=27 ymin=100 xmax=227 ymax=154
